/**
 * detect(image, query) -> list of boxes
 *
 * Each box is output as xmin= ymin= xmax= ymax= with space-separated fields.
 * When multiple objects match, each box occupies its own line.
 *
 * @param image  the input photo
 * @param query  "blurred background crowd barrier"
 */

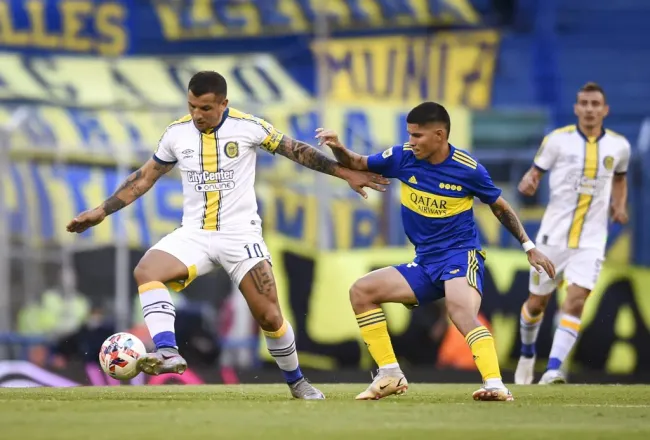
xmin=0 ymin=0 xmax=649 ymax=386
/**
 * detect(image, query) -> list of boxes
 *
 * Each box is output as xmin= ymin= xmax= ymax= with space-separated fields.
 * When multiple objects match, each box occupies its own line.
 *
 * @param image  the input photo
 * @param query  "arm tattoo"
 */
xmin=101 ymin=162 xmax=174 ymax=216
xmin=102 ymin=196 xmax=127 ymax=215
xmin=275 ymin=136 xmax=339 ymax=176
xmin=152 ymin=162 xmax=175 ymax=178
xmin=490 ymin=200 xmax=529 ymax=244
xmin=248 ymin=261 xmax=276 ymax=297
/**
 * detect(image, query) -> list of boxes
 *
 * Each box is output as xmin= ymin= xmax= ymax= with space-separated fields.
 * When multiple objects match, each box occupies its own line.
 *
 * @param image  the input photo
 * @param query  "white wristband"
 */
xmin=522 ymin=241 xmax=536 ymax=252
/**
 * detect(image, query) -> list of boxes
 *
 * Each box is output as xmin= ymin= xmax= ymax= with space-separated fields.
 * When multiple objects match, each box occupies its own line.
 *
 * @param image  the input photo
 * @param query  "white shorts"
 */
xmin=529 ymin=244 xmax=604 ymax=295
xmin=148 ymin=226 xmax=271 ymax=291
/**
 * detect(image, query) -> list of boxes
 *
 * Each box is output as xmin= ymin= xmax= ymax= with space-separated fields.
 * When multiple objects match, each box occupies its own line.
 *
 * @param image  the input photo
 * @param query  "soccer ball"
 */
xmin=99 ymin=332 xmax=147 ymax=380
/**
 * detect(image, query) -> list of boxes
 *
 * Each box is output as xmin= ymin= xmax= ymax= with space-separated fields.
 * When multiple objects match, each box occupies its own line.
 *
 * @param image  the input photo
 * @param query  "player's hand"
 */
xmin=341 ymin=168 xmax=390 ymax=199
xmin=315 ymin=127 xmax=344 ymax=150
xmin=518 ymin=169 xmax=540 ymax=196
xmin=610 ymin=205 xmax=629 ymax=224
xmin=526 ymin=248 xmax=556 ymax=279
xmin=66 ymin=207 xmax=106 ymax=233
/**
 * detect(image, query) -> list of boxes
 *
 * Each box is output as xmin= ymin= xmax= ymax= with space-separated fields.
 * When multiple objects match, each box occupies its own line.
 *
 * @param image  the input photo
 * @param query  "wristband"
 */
xmin=522 ymin=241 xmax=536 ymax=252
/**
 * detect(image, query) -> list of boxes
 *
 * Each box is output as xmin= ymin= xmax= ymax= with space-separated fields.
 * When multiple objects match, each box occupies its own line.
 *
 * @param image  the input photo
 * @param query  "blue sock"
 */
xmin=521 ymin=343 xmax=536 ymax=358
xmin=547 ymin=357 xmax=562 ymax=371
xmin=283 ymin=367 xmax=304 ymax=384
xmin=153 ymin=331 xmax=177 ymax=350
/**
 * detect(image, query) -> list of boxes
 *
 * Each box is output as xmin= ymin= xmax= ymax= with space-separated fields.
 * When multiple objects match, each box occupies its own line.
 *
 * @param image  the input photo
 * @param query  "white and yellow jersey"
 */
xmin=153 ymin=108 xmax=283 ymax=231
xmin=534 ymin=125 xmax=631 ymax=253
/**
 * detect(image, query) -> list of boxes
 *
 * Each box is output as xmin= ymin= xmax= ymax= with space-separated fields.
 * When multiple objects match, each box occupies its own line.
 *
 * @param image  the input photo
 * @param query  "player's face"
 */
xmin=188 ymin=91 xmax=229 ymax=132
xmin=406 ymin=123 xmax=445 ymax=160
xmin=574 ymin=91 xmax=608 ymax=129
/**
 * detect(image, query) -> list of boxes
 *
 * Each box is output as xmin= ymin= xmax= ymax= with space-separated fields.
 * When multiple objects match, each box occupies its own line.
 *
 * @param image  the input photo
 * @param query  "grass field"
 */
xmin=2 ymin=384 xmax=649 ymax=439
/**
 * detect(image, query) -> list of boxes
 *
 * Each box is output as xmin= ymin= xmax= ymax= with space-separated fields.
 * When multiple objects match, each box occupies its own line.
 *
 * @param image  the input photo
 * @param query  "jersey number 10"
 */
xmin=244 ymin=243 xmax=264 ymax=259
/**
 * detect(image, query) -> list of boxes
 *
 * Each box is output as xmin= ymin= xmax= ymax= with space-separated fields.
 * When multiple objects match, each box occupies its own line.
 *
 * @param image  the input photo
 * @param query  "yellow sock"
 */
xmin=465 ymin=326 xmax=501 ymax=381
xmin=356 ymin=308 xmax=397 ymax=367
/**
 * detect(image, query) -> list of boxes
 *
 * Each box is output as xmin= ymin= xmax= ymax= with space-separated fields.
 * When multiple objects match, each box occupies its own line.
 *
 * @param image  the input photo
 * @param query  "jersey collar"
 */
xmin=202 ymin=108 xmax=230 ymax=134
xmin=576 ymin=125 xmax=606 ymax=142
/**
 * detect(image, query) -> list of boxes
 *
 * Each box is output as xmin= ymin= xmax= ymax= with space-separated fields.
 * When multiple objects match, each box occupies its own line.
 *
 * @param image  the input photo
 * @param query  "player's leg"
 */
xmin=443 ymin=250 xmax=512 ymax=401
xmin=349 ymin=264 xmax=430 ymax=400
xmin=134 ymin=228 xmax=212 ymax=375
xmin=541 ymin=250 xmax=601 ymax=384
xmin=514 ymin=272 xmax=557 ymax=384
xmin=223 ymin=232 xmax=323 ymax=399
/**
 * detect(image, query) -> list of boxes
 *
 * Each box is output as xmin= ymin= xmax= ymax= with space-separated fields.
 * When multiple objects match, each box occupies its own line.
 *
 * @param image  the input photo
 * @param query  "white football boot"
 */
xmin=514 ymin=356 xmax=536 ymax=385
xmin=355 ymin=367 xmax=408 ymax=400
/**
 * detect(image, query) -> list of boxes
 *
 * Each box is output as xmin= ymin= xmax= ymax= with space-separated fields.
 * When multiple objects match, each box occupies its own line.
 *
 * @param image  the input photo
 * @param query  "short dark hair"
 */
xmin=188 ymin=71 xmax=228 ymax=98
xmin=406 ymin=102 xmax=451 ymax=134
xmin=578 ymin=82 xmax=606 ymax=102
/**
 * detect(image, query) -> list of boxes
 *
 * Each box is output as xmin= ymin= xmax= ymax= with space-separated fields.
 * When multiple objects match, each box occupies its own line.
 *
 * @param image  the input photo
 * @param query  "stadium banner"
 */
xmin=312 ymin=30 xmax=500 ymax=109
xmin=260 ymin=232 xmax=650 ymax=377
xmin=0 ymin=0 xmax=482 ymax=56
xmin=0 ymin=27 xmax=499 ymax=109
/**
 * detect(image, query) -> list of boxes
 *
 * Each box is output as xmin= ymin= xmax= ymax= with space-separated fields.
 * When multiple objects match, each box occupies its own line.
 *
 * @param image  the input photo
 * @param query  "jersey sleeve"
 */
xmin=251 ymin=117 xmax=284 ymax=153
xmin=153 ymin=128 xmax=177 ymax=164
xmin=615 ymin=139 xmax=631 ymax=174
xmin=533 ymin=133 xmax=560 ymax=171
xmin=366 ymin=146 xmax=404 ymax=178
xmin=467 ymin=163 xmax=502 ymax=204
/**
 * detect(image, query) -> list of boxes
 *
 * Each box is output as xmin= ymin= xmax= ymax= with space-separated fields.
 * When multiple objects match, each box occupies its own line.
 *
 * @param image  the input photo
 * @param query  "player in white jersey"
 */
xmin=66 ymin=71 xmax=389 ymax=399
xmin=514 ymin=82 xmax=631 ymax=384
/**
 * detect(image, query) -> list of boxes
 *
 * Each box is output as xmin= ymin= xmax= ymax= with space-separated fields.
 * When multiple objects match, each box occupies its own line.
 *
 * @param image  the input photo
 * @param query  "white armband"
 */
xmin=522 ymin=241 xmax=536 ymax=252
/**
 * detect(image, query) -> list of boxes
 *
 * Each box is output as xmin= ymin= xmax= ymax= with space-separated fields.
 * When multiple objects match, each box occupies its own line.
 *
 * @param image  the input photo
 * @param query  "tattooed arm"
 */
xmin=274 ymin=135 xmax=389 ymax=198
xmin=66 ymin=159 xmax=174 ymax=233
xmin=490 ymin=196 xmax=556 ymax=278
xmin=274 ymin=135 xmax=343 ymax=177
xmin=489 ymin=196 xmax=529 ymax=244
xmin=101 ymin=159 xmax=174 ymax=214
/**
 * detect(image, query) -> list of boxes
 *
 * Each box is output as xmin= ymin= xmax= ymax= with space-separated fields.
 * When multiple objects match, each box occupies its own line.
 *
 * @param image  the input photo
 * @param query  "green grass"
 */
xmin=2 ymin=384 xmax=650 ymax=439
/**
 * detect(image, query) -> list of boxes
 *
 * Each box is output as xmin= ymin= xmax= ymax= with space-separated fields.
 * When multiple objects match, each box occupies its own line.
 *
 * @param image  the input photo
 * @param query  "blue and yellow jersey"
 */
xmin=367 ymin=144 xmax=502 ymax=263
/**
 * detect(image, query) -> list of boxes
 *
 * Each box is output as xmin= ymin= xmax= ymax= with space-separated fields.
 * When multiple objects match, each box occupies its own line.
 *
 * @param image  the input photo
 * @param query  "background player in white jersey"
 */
xmin=66 ymin=71 xmax=389 ymax=399
xmin=515 ymin=82 xmax=631 ymax=384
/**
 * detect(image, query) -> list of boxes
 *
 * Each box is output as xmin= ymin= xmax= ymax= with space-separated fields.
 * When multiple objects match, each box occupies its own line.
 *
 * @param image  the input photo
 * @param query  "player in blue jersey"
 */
xmin=316 ymin=102 xmax=555 ymax=402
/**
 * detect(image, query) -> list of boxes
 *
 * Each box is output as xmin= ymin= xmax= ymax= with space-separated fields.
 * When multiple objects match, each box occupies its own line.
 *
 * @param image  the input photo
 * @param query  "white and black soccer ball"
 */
xmin=99 ymin=332 xmax=147 ymax=380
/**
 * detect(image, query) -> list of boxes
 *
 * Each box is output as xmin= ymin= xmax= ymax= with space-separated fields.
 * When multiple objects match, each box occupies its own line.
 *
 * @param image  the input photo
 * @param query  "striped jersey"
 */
xmin=153 ymin=108 xmax=283 ymax=230
xmin=367 ymin=144 xmax=502 ymax=263
xmin=533 ymin=125 xmax=631 ymax=253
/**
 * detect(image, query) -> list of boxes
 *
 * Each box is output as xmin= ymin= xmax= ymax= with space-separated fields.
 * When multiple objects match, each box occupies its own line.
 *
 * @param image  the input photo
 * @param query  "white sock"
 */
xmin=263 ymin=320 xmax=303 ymax=384
xmin=138 ymin=281 xmax=177 ymax=350
xmin=379 ymin=362 xmax=400 ymax=371
xmin=520 ymin=303 xmax=544 ymax=357
xmin=547 ymin=313 xmax=581 ymax=370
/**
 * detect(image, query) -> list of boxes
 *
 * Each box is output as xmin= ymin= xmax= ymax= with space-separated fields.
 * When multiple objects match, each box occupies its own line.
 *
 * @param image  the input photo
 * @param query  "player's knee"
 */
xmin=349 ymin=278 xmax=375 ymax=309
xmin=256 ymin=307 xmax=283 ymax=332
xmin=563 ymin=293 xmax=587 ymax=316
xmin=446 ymin=304 xmax=480 ymax=336
xmin=133 ymin=261 xmax=158 ymax=286
xmin=527 ymin=294 xmax=549 ymax=316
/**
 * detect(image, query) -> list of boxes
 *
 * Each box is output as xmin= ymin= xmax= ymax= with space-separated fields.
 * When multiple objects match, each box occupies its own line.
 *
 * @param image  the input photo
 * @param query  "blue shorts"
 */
xmin=394 ymin=250 xmax=485 ymax=306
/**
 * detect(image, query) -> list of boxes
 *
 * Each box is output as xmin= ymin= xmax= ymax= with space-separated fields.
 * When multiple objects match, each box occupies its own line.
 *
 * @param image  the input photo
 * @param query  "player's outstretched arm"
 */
xmin=489 ymin=196 xmax=556 ymax=279
xmin=66 ymin=159 xmax=174 ymax=233
xmin=274 ymin=135 xmax=388 ymax=199
xmin=314 ymin=128 xmax=369 ymax=171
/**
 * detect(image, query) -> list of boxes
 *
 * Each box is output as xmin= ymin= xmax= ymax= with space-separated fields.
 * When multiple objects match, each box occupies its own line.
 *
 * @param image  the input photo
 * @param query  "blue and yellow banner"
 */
xmin=313 ymin=30 xmax=499 ymax=108
xmin=0 ymin=0 xmax=483 ymax=56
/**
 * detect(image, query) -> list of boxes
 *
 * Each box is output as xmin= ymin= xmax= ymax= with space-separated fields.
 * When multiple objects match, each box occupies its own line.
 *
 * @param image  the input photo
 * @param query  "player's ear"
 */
xmin=573 ymin=103 xmax=579 ymax=118
xmin=602 ymin=104 xmax=609 ymax=118
xmin=221 ymin=98 xmax=229 ymax=109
